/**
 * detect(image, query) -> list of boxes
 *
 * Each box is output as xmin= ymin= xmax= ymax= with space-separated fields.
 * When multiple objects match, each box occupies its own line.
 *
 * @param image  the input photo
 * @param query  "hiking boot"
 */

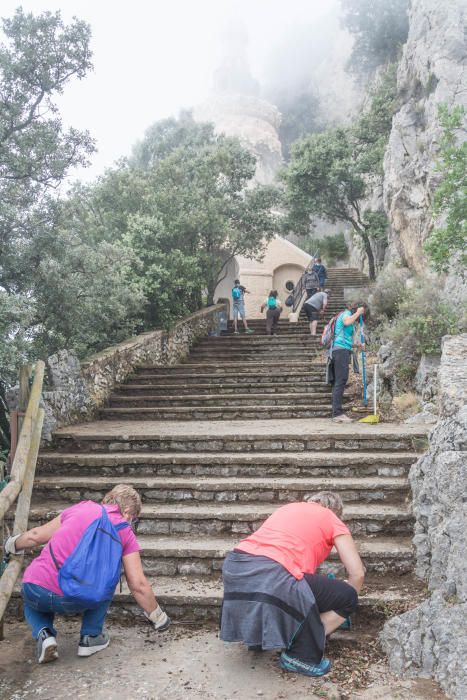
xmin=279 ymin=652 xmax=331 ymax=677
xmin=78 ymin=631 xmax=110 ymax=657
xmin=332 ymin=414 xmax=353 ymax=423
xmin=37 ymin=628 xmax=58 ymax=664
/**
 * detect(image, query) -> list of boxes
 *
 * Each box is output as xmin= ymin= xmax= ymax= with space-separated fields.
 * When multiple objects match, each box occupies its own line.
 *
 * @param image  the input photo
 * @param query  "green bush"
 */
xmin=368 ymin=265 xmax=411 ymax=321
xmin=381 ymin=278 xmax=463 ymax=388
xmin=299 ymin=233 xmax=349 ymax=266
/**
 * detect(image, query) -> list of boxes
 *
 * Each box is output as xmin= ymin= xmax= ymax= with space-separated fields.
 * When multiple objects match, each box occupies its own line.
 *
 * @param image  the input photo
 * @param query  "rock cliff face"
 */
xmin=194 ymin=95 xmax=282 ymax=186
xmin=383 ymin=0 xmax=467 ymax=273
xmin=382 ymin=334 xmax=467 ymax=699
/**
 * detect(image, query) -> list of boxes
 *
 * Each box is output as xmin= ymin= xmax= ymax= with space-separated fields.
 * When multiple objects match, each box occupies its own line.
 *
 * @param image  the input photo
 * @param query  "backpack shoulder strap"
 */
xmin=115 ymin=521 xmax=130 ymax=532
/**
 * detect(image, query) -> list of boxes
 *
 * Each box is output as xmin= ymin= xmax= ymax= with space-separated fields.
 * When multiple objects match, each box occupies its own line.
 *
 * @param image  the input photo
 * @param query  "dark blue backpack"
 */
xmin=49 ymin=506 xmax=129 ymax=606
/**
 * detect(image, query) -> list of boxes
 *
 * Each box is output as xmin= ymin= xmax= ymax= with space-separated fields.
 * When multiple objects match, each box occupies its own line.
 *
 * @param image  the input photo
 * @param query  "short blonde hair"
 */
xmin=305 ymin=491 xmax=344 ymax=518
xmin=102 ymin=484 xmax=142 ymax=520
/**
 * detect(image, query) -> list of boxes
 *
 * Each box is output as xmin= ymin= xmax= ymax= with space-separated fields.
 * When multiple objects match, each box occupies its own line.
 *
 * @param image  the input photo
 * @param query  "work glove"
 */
xmin=144 ymin=604 xmax=171 ymax=632
xmin=4 ymin=533 xmax=22 ymax=555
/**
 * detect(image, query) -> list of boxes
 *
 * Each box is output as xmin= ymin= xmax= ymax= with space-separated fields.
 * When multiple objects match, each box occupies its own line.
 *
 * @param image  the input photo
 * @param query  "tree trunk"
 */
xmin=351 ymin=222 xmax=376 ymax=281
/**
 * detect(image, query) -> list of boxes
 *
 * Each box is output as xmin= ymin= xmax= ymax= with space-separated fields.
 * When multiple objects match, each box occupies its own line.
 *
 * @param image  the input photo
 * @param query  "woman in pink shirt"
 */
xmin=5 ymin=485 xmax=170 ymax=664
xmin=220 ymin=491 xmax=365 ymax=678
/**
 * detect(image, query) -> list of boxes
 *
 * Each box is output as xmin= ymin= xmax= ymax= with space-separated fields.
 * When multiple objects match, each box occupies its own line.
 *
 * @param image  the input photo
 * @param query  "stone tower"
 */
xmin=194 ymin=19 xmax=283 ymax=186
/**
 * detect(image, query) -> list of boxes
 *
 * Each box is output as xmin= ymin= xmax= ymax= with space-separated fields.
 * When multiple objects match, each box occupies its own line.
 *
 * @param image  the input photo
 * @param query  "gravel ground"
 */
xmin=0 ymin=620 xmax=445 ymax=700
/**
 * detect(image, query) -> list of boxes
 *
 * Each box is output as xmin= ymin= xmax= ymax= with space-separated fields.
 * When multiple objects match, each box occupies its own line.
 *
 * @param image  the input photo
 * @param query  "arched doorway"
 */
xmin=273 ymin=263 xmax=305 ymax=316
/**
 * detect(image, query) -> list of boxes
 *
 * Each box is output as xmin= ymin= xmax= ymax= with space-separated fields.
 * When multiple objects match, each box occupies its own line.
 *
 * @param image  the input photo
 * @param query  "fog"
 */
xmin=0 ymin=0 xmax=340 ymax=180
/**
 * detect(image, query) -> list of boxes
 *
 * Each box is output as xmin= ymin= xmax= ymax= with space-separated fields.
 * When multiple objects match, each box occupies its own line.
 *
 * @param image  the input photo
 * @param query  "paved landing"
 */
xmin=55 ymin=417 xmax=432 ymax=439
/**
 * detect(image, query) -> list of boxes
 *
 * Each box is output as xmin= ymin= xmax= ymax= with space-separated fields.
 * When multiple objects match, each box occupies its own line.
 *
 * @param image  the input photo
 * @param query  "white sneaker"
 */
xmin=332 ymin=414 xmax=353 ymax=423
xmin=37 ymin=628 xmax=58 ymax=664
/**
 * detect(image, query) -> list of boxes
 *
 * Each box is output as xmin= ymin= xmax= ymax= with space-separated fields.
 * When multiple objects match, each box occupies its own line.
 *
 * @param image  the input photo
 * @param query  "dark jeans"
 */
xmin=22 ymin=583 xmax=112 ymax=639
xmin=288 ymin=574 xmax=358 ymax=664
xmin=266 ymin=307 xmax=281 ymax=335
xmin=331 ymin=348 xmax=351 ymax=417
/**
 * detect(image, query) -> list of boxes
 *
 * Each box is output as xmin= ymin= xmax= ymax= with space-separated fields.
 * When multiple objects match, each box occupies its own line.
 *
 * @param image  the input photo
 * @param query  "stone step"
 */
xmin=115 ymin=383 xmax=332 ymax=396
xmin=99 ymin=404 xmax=333 ymax=421
xmin=108 ymin=392 xmax=339 ymax=408
xmin=51 ymin=419 xmax=429 ymax=454
xmin=33 ymin=475 xmax=408 ymax=507
xmin=124 ymin=373 xmax=327 ymax=386
xmin=187 ymin=350 xmax=323 ymax=360
xmin=25 ymin=502 xmax=414 ymax=537
xmin=8 ymin=574 xmax=419 ymax=623
xmin=136 ymin=535 xmax=414 ymax=578
xmin=38 ymin=450 xmax=415 ymax=478
xmin=195 ymin=334 xmax=324 ymax=343
xmin=133 ymin=362 xmax=325 ymax=376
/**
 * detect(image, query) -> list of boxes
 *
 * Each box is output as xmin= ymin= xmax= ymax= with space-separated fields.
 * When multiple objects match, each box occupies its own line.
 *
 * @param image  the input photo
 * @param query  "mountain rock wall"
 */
xmin=382 ymin=334 xmax=467 ymax=699
xmin=383 ymin=0 xmax=467 ymax=273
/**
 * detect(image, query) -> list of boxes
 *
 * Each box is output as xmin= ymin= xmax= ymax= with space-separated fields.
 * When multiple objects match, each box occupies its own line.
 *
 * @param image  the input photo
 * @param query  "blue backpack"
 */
xmin=232 ymin=286 xmax=242 ymax=301
xmin=49 ymin=506 xmax=129 ymax=606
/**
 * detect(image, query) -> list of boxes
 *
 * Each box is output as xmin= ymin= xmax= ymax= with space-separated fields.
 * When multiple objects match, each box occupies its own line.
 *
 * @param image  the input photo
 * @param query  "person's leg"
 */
xmin=273 ymin=308 xmax=281 ymax=333
xmin=265 ymin=309 xmax=273 ymax=335
xmin=80 ymin=599 xmax=112 ymax=637
xmin=332 ymin=349 xmax=350 ymax=417
xmin=22 ymin=584 xmax=57 ymax=638
xmin=233 ymin=305 xmax=239 ymax=333
xmin=304 ymin=573 xmax=358 ymax=635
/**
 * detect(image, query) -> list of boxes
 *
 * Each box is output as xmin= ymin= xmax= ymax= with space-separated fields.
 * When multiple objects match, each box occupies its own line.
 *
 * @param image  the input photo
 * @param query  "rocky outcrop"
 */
xmin=194 ymin=95 xmax=282 ymax=186
xmin=382 ymin=333 xmax=467 ymax=699
xmin=383 ymin=0 xmax=467 ymax=273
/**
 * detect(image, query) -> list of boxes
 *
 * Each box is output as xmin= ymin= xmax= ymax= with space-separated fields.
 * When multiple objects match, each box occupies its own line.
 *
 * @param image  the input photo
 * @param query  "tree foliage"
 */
xmin=276 ymin=89 xmax=321 ymax=160
xmin=340 ymin=0 xmax=410 ymax=77
xmin=424 ymin=104 xmax=467 ymax=273
xmin=282 ymin=67 xmax=397 ymax=279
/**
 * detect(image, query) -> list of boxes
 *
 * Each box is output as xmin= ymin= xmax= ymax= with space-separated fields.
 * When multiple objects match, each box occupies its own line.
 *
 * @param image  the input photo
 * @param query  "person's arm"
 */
xmin=6 ymin=515 xmax=62 ymax=553
xmin=123 ymin=551 xmax=171 ymax=630
xmin=343 ymin=306 xmax=365 ymax=326
xmin=333 ymin=534 xmax=365 ymax=593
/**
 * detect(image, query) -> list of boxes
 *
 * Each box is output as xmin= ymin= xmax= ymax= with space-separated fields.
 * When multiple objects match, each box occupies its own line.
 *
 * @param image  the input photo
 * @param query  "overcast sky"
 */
xmin=1 ymin=1 xmax=338 ymax=181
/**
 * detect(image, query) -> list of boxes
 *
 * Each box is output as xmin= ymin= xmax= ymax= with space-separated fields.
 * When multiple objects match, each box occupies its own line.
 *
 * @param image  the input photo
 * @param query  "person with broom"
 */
xmin=331 ymin=301 xmax=370 ymax=423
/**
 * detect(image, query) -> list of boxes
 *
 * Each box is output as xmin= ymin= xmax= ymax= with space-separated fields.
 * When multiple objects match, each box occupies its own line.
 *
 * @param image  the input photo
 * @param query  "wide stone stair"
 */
xmin=16 ymin=268 xmax=430 ymax=638
xmin=100 ymin=267 xmax=369 ymax=422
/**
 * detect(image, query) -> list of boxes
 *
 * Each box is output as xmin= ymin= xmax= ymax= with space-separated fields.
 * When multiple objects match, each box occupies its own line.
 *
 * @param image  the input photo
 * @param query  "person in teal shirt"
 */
xmin=332 ymin=302 xmax=370 ymax=422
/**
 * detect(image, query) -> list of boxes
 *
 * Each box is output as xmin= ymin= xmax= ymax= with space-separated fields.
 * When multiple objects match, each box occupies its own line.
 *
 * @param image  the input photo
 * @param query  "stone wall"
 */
xmin=381 ymin=333 xmax=467 ymax=699
xmin=39 ymin=305 xmax=226 ymax=442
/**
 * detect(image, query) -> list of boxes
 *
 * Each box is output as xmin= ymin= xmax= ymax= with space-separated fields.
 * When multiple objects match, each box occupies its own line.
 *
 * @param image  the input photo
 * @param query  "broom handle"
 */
xmin=374 ymin=364 xmax=378 ymax=415
xmin=360 ymin=315 xmax=367 ymax=406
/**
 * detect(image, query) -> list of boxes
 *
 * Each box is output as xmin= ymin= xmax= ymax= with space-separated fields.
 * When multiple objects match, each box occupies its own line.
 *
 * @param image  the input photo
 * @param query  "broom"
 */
xmin=358 ymin=315 xmax=380 ymax=423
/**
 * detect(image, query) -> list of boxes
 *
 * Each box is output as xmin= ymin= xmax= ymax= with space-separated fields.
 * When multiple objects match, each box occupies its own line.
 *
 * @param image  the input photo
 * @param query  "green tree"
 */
xmin=425 ymin=104 xmax=467 ymax=272
xmin=282 ymin=68 xmax=397 ymax=279
xmin=0 ymin=8 xmax=95 ymax=294
xmin=276 ymin=90 xmax=321 ymax=160
xmin=340 ymin=0 xmax=410 ymax=77
xmin=123 ymin=130 xmax=278 ymax=324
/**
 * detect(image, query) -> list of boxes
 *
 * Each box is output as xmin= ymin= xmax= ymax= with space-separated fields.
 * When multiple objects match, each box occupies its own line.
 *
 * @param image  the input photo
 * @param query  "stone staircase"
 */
xmin=98 ymin=267 xmax=369 ymax=422
xmin=20 ymin=268 xmax=429 ymax=633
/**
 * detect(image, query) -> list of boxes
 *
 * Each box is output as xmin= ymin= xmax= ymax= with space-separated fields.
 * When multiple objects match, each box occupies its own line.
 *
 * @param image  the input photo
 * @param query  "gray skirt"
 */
xmin=220 ymin=551 xmax=325 ymax=658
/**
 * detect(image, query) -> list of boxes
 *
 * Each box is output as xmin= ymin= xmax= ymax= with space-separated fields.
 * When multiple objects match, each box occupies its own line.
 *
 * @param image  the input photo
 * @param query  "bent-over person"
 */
xmin=5 ymin=485 xmax=170 ymax=663
xmin=220 ymin=492 xmax=365 ymax=677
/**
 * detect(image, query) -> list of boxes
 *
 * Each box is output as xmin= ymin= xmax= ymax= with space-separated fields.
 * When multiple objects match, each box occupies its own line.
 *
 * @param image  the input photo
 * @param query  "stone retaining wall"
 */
xmin=381 ymin=334 xmax=467 ymax=699
xmin=39 ymin=305 xmax=226 ymax=442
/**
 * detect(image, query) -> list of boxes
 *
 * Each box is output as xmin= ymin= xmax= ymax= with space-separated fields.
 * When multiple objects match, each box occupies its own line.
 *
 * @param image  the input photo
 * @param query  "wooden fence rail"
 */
xmin=0 ymin=360 xmax=45 ymax=636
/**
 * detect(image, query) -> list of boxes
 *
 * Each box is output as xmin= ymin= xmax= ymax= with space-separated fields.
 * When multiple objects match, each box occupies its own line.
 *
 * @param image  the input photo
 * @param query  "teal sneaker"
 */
xmin=279 ymin=652 xmax=331 ymax=677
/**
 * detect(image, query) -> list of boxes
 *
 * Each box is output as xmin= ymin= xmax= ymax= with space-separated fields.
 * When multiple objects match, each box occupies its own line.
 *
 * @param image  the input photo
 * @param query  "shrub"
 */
xmin=381 ymin=277 xmax=462 ymax=389
xmin=299 ymin=233 xmax=349 ymax=266
xmin=368 ymin=264 xmax=411 ymax=321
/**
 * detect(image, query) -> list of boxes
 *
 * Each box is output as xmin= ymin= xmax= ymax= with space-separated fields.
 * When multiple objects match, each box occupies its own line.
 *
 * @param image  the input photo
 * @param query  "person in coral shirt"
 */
xmin=220 ymin=492 xmax=365 ymax=678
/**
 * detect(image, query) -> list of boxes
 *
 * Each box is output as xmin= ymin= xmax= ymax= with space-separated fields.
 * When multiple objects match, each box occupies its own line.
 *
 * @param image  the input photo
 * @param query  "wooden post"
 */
xmin=18 ymin=365 xmax=32 ymax=437
xmin=0 ymin=361 xmax=44 ymax=521
xmin=0 ymin=409 xmax=44 ymax=626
